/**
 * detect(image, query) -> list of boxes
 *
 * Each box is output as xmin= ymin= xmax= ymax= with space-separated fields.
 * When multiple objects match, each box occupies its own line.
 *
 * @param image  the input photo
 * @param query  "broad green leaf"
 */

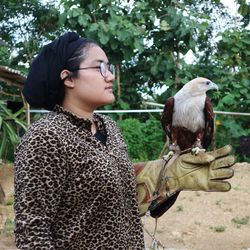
xmin=98 ymin=32 xmax=110 ymax=45
xmin=89 ymin=23 xmax=98 ymax=32
xmin=72 ymin=9 xmax=80 ymax=18
xmin=221 ymin=94 xmax=235 ymax=105
xmin=78 ymin=15 xmax=88 ymax=26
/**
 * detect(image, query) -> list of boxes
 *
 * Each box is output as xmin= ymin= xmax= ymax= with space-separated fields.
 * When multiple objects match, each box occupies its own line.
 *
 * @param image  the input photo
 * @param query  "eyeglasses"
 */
xmin=77 ymin=62 xmax=115 ymax=78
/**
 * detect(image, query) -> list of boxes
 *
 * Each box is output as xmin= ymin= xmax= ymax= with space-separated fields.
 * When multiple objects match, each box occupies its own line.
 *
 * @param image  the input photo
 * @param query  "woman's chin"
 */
xmin=98 ymin=95 xmax=115 ymax=107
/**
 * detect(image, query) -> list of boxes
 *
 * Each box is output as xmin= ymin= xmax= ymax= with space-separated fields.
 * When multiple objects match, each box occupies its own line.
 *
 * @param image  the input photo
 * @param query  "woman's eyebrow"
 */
xmin=94 ymin=59 xmax=109 ymax=64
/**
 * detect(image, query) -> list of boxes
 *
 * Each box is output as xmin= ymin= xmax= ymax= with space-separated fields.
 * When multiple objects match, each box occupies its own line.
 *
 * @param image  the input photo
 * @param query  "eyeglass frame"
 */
xmin=73 ymin=61 xmax=115 ymax=79
xmin=61 ymin=62 xmax=115 ymax=82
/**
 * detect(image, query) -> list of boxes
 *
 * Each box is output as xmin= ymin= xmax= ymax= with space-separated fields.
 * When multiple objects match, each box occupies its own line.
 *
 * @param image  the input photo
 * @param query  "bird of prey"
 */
xmin=161 ymin=77 xmax=218 ymax=155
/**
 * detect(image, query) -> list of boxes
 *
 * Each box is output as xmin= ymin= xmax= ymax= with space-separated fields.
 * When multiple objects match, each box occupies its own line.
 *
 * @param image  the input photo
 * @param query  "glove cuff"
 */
xmin=135 ymin=159 xmax=180 ymax=217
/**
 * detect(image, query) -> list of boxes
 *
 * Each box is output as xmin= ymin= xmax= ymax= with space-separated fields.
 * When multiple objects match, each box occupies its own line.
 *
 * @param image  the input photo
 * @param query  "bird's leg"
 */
xmin=169 ymin=143 xmax=181 ymax=152
xmin=164 ymin=133 xmax=180 ymax=161
xmin=192 ymin=132 xmax=205 ymax=155
xmin=170 ymin=130 xmax=181 ymax=152
xmin=169 ymin=131 xmax=181 ymax=153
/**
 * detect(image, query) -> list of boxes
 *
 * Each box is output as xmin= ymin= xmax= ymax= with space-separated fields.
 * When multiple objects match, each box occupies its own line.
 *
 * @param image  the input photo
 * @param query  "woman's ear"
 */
xmin=60 ymin=70 xmax=75 ymax=88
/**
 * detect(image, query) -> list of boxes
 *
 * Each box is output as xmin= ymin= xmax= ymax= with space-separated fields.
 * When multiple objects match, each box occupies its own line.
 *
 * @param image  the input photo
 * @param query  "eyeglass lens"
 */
xmin=100 ymin=62 xmax=115 ymax=78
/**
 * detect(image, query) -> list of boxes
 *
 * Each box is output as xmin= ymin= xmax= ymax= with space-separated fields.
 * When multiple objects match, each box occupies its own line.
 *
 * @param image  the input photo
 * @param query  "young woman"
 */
xmin=14 ymin=32 xmax=145 ymax=249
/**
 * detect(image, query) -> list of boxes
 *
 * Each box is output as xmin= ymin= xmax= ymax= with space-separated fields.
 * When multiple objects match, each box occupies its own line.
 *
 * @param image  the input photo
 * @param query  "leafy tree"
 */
xmin=0 ymin=0 xmax=249 ymax=161
xmin=0 ymin=0 xmax=62 ymax=68
xmin=212 ymin=28 xmax=249 ymax=155
xmin=59 ymin=0 xmax=232 ymax=116
xmin=214 ymin=29 xmax=250 ymax=113
xmin=236 ymin=0 xmax=250 ymax=27
xmin=0 ymin=0 xmax=63 ymax=101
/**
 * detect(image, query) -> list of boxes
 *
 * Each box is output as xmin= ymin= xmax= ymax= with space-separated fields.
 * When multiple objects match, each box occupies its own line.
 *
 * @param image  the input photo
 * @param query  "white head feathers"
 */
xmin=175 ymin=77 xmax=218 ymax=98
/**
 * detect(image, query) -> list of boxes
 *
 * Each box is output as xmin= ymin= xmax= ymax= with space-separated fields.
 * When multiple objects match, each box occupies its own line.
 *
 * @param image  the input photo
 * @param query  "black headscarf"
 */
xmin=23 ymin=32 xmax=87 ymax=110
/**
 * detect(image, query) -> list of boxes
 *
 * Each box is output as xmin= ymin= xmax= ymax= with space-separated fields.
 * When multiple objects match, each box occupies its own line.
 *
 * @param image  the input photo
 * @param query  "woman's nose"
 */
xmin=105 ymin=70 xmax=115 ymax=82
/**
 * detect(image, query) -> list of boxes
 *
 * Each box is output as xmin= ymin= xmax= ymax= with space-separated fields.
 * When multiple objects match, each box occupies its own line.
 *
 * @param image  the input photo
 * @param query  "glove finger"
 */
xmin=209 ymin=145 xmax=232 ymax=159
xmin=181 ymin=153 xmax=214 ymax=165
xmin=209 ymin=181 xmax=231 ymax=192
xmin=212 ymin=155 xmax=236 ymax=170
xmin=211 ymin=167 xmax=234 ymax=180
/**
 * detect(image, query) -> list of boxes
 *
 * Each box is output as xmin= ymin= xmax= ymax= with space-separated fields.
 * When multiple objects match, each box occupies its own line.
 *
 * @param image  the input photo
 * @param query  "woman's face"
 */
xmin=68 ymin=45 xmax=115 ymax=110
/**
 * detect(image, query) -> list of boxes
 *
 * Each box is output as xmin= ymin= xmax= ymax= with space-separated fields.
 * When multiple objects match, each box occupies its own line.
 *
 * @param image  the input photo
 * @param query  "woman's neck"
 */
xmin=61 ymin=100 xmax=94 ymax=120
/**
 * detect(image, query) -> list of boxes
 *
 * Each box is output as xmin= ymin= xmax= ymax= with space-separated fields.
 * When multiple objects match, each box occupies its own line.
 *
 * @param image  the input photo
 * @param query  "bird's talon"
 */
xmin=163 ymin=151 xmax=174 ymax=161
xmin=191 ymin=147 xmax=205 ymax=155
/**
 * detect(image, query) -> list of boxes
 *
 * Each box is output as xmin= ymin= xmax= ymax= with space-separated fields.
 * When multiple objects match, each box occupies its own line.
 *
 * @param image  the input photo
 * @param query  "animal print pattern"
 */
xmin=14 ymin=105 xmax=145 ymax=249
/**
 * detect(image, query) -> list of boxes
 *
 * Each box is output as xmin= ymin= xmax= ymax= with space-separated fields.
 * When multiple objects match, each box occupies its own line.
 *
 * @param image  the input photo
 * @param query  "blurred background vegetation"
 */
xmin=0 ymin=0 xmax=249 ymax=163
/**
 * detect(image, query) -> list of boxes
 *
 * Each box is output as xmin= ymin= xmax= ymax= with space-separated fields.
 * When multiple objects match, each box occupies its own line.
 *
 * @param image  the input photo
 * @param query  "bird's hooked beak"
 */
xmin=210 ymin=82 xmax=219 ymax=91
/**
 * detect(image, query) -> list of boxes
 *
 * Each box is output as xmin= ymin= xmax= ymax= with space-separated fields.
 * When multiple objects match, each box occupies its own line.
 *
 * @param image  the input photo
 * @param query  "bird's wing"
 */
xmin=203 ymin=96 xmax=214 ymax=149
xmin=161 ymin=97 xmax=174 ymax=140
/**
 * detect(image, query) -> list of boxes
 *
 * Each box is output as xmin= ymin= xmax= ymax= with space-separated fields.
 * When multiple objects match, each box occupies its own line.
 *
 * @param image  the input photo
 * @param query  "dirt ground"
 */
xmin=0 ymin=162 xmax=249 ymax=250
xmin=143 ymin=162 xmax=250 ymax=250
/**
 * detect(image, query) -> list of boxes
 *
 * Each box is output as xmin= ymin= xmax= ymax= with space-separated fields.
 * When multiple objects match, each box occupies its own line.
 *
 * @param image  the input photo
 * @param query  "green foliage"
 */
xmin=0 ymin=0 xmax=249 ymax=161
xmin=60 ymin=0 xmax=230 ymax=106
xmin=231 ymin=216 xmax=249 ymax=228
xmin=3 ymin=218 xmax=15 ymax=235
xmin=210 ymin=225 xmax=226 ymax=232
xmin=176 ymin=205 xmax=184 ymax=212
xmin=214 ymin=29 xmax=250 ymax=112
xmin=5 ymin=199 xmax=14 ymax=206
xmin=0 ymin=0 xmax=62 ymax=71
xmin=61 ymin=0 xmax=146 ymax=63
xmin=236 ymin=0 xmax=250 ymax=27
xmin=117 ymin=119 xmax=147 ymax=161
xmin=198 ymin=28 xmax=249 ymax=157
xmin=117 ymin=117 xmax=164 ymax=162
xmin=0 ymin=102 xmax=27 ymax=162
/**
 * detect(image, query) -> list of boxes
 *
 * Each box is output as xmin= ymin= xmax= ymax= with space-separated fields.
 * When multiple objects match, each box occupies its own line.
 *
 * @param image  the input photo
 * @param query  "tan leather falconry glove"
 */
xmin=135 ymin=145 xmax=235 ymax=218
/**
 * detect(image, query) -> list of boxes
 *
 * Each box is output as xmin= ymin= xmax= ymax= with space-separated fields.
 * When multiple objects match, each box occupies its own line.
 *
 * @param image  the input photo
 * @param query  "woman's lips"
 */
xmin=105 ymin=86 xmax=113 ymax=91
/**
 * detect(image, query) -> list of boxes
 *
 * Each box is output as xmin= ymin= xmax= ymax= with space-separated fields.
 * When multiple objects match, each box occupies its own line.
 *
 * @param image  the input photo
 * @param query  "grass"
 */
xmin=3 ymin=218 xmax=15 ymax=235
xmin=209 ymin=225 xmax=226 ymax=232
xmin=5 ymin=198 xmax=14 ymax=206
xmin=215 ymin=199 xmax=222 ymax=206
xmin=231 ymin=216 xmax=249 ymax=228
xmin=176 ymin=205 xmax=184 ymax=212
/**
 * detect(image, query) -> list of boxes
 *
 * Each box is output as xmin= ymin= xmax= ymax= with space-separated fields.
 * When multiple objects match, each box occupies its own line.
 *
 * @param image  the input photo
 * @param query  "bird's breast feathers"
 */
xmin=172 ymin=95 xmax=206 ymax=133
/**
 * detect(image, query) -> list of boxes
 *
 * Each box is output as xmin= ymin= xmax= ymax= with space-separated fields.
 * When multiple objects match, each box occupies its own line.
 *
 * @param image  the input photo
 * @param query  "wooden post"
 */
xmin=26 ymin=103 xmax=30 ymax=127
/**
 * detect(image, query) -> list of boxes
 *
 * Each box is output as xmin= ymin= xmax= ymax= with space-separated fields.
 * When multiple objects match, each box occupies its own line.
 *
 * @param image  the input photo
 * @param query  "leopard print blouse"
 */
xmin=14 ymin=105 xmax=145 ymax=249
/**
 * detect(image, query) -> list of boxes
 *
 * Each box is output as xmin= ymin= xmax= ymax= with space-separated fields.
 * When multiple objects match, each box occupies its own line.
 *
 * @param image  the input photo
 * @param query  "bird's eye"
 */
xmin=206 ymin=81 xmax=210 ymax=85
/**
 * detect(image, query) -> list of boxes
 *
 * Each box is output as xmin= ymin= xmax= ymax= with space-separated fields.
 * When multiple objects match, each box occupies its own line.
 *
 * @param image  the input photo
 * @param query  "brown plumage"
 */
xmin=161 ymin=77 xmax=218 ymax=152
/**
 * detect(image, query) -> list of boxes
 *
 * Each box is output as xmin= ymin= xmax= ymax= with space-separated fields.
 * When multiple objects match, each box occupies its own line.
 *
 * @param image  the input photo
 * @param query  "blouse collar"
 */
xmin=53 ymin=105 xmax=104 ymax=131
